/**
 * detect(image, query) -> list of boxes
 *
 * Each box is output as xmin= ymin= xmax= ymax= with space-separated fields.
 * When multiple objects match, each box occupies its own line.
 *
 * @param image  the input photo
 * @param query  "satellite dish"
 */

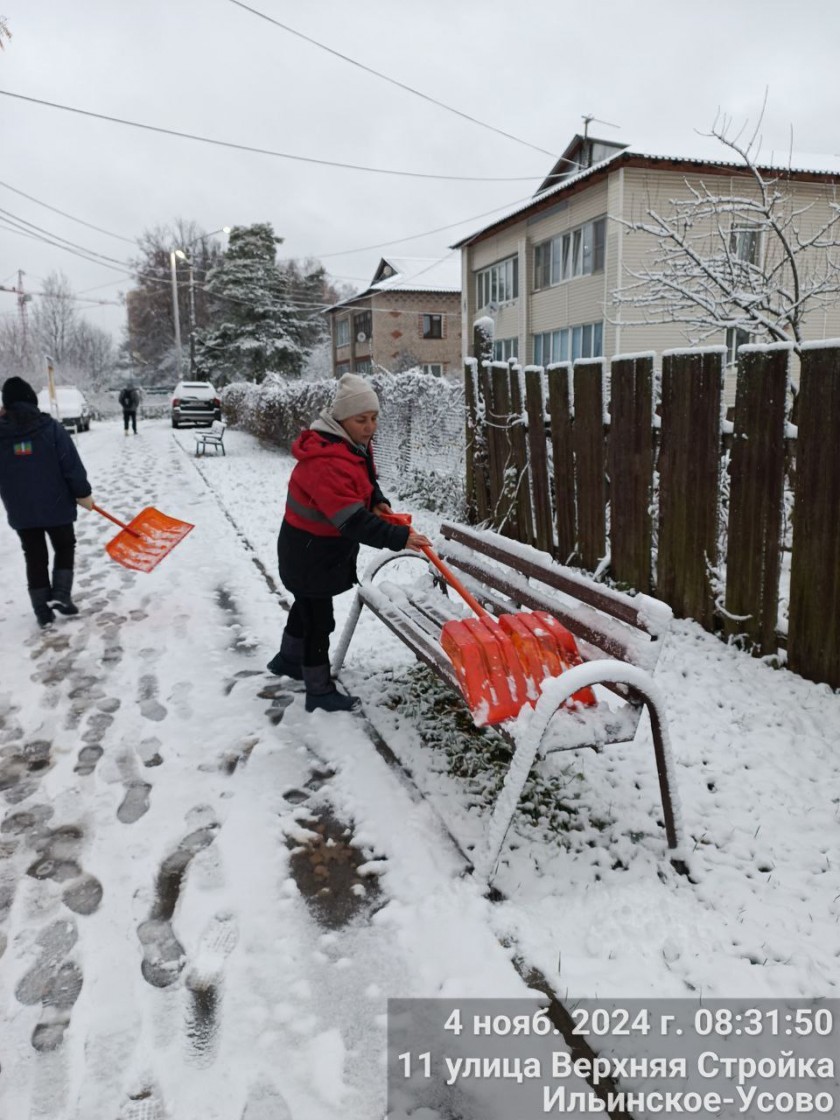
xmin=357 ymin=331 xmax=368 ymax=343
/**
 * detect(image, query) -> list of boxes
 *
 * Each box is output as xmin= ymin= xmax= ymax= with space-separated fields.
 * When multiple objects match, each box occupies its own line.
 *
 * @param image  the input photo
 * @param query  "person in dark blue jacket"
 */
xmin=0 ymin=376 xmax=95 ymax=626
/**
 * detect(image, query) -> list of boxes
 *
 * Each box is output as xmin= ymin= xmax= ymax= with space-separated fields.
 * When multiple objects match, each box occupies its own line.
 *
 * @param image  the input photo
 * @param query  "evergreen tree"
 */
xmin=194 ymin=223 xmax=303 ymax=385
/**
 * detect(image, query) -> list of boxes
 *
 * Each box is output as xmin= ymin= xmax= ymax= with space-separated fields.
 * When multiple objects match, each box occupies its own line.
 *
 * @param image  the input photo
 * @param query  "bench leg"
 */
xmin=331 ymin=592 xmax=365 ymax=675
xmin=472 ymin=661 xmax=685 ymax=885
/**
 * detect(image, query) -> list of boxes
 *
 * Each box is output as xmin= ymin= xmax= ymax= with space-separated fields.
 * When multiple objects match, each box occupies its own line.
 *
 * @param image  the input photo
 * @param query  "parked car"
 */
xmin=36 ymin=385 xmax=92 ymax=433
xmin=171 ymin=381 xmax=221 ymax=428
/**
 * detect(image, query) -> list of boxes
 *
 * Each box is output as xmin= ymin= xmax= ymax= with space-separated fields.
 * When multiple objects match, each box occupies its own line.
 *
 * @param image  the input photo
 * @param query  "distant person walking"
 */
xmin=0 ymin=376 xmax=95 ymax=627
xmin=119 ymin=384 xmax=140 ymax=434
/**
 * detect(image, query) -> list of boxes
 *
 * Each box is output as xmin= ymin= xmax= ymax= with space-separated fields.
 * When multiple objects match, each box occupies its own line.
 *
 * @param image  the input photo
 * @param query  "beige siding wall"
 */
xmin=464 ymin=161 xmax=840 ymax=404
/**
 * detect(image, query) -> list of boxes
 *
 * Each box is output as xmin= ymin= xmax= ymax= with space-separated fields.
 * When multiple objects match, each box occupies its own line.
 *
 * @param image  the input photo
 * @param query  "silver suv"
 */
xmin=171 ymin=381 xmax=221 ymax=428
xmin=37 ymin=385 xmax=92 ymax=433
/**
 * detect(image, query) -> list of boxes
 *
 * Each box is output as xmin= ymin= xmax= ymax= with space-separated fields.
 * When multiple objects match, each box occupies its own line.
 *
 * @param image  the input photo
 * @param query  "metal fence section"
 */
xmin=222 ymin=369 xmax=466 ymax=516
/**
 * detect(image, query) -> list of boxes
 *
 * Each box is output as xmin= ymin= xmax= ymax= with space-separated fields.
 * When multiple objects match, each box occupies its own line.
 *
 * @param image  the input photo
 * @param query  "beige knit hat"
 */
xmin=330 ymin=373 xmax=380 ymax=421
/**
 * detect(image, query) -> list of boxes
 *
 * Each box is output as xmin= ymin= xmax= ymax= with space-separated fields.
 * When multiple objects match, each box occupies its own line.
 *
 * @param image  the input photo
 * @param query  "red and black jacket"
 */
xmin=277 ymin=430 xmax=409 ymax=597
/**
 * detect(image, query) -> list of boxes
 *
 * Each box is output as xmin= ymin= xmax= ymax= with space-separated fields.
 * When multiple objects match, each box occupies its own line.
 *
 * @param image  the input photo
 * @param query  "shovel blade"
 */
xmin=441 ymin=610 xmax=596 ymax=726
xmin=105 ymin=507 xmax=194 ymax=572
xmin=499 ymin=611 xmax=597 ymax=708
xmin=441 ymin=617 xmax=529 ymax=726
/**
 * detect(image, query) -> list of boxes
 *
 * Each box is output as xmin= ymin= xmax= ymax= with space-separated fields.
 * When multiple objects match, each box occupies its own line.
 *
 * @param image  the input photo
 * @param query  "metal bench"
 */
xmin=194 ymin=420 xmax=226 ymax=457
xmin=333 ymin=521 xmax=685 ymax=884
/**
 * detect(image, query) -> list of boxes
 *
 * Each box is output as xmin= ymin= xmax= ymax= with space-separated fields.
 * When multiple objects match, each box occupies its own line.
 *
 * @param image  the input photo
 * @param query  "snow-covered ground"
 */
xmin=0 ymin=418 xmax=838 ymax=1119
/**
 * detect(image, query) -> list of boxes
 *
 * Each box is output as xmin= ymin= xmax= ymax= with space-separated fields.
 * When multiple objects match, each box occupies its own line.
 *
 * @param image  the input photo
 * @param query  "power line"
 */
xmin=317 ymin=189 xmax=541 ymax=258
xmin=0 ymin=179 xmax=137 ymax=245
xmin=228 ymin=0 xmax=562 ymax=161
xmin=0 ymin=88 xmax=548 ymax=183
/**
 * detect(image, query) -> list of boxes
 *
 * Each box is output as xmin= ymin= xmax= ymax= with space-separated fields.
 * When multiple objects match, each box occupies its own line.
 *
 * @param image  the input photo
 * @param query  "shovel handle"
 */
xmin=379 ymin=510 xmax=490 ymax=620
xmin=92 ymin=503 xmax=142 ymax=538
xmin=420 ymin=544 xmax=491 ymax=620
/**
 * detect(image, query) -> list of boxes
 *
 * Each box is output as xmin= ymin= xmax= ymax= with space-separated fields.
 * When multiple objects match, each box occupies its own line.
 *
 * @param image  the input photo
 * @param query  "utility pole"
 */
xmin=0 ymin=273 xmax=33 ymax=369
xmin=17 ymin=270 xmax=29 ymax=362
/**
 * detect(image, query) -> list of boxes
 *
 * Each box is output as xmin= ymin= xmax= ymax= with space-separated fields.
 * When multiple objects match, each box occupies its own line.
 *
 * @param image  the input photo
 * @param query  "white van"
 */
xmin=37 ymin=386 xmax=92 ymax=433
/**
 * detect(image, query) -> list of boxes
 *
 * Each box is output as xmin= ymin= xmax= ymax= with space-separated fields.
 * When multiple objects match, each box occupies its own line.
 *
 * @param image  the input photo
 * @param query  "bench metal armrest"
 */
xmin=473 ymin=660 xmax=684 ymax=884
xmin=331 ymin=550 xmax=430 ymax=674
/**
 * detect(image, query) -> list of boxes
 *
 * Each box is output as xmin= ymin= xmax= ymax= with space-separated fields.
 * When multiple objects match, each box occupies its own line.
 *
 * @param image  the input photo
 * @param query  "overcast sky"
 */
xmin=1 ymin=0 xmax=838 ymax=347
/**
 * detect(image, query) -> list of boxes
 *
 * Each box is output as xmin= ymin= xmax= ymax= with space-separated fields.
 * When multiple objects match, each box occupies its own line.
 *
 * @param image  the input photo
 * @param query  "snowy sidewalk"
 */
xmin=0 ymin=420 xmax=532 ymax=1120
xmin=1 ymin=418 xmax=839 ymax=1119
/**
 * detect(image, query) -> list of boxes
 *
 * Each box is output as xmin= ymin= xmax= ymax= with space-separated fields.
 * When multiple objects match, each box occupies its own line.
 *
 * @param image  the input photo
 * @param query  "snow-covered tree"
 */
xmin=612 ymin=114 xmax=840 ymax=355
xmin=194 ymin=223 xmax=303 ymax=385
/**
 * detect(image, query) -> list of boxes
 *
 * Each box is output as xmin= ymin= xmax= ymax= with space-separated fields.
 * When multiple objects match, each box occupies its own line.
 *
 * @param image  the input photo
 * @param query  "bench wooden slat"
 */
xmin=441 ymin=522 xmax=671 ymax=636
xmin=358 ymin=583 xmax=459 ymax=688
xmin=438 ymin=541 xmax=655 ymax=670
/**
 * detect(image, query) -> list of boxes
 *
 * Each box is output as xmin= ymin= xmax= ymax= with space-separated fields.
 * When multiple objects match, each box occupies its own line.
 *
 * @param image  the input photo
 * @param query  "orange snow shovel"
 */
xmin=382 ymin=512 xmax=596 ymax=727
xmin=93 ymin=503 xmax=195 ymax=573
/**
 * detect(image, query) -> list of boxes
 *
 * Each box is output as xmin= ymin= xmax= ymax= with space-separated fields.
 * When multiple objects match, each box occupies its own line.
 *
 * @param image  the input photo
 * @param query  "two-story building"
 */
xmin=325 ymin=256 xmax=461 ymax=378
xmin=453 ymin=131 xmax=840 ymax=398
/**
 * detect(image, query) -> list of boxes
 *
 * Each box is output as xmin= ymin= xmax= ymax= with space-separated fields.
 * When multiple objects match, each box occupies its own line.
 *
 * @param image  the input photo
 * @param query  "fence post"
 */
xmin=524 ymin=366 xmax=553 ymax=554
xmin=465 ymin=322 xmax=493 ymax=523
xmin=508 ymin=361 xmax=532 ymax=545
xmin=788 ymin=343 xmax=840 ymax=689
xmin=547 ymin=363 xmax=576 ymax=563
xmin=658 ymin=348 xmax=723 ymax=629
xmin=609 ymin=353 xmax=654 ymax=592
xmin=573 ymin=358 xmax=607 ymax=571
xmin=492 ymin=363 xmax=518 ymax=537
xmin=724 ymin=346 xmax=789 ymax=652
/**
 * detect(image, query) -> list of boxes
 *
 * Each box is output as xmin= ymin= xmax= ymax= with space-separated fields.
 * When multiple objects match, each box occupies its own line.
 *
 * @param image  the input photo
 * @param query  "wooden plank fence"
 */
xmin=464 ymin=342 xmax=840 ymax=692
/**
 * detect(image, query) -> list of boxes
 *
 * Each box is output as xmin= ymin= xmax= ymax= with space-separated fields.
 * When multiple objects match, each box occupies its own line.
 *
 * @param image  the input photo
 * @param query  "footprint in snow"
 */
xmin=31 ymin=958 xmax=84 ymax=1052
xmin=137 ymin=815 xmax=220 ymax=988
xmin=138 ymin=674 xmax=167 ymax=722
xmin=15 ymin=916 xmax=78 ymax=1005
xmin=184 ymin=912 xmax=239 ymax=1066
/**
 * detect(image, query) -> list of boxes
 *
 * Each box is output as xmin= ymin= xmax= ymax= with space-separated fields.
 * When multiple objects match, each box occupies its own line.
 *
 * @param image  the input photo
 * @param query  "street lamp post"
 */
xmin=169 ymin=250 xmax=183 ymax=377
xmin=171 ymin=227 xmax=230 ymax=378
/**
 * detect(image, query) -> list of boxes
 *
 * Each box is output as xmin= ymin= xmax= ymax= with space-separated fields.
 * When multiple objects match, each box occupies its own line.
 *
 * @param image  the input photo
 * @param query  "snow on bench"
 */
xmin=333 ymin=521 xmax=685 ymax=884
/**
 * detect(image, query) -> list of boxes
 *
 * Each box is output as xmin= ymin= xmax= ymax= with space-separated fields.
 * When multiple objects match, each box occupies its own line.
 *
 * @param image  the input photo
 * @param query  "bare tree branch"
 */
xmin=612 ymin=111 xmax=840 ymax=353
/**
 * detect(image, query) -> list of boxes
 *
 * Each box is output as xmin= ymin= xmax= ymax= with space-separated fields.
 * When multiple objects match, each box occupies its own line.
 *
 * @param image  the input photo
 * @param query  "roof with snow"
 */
xmin=326 ymin=256 xmax=461 ymax=312
xmin=452 ymin=131 xmax=840 ymax=249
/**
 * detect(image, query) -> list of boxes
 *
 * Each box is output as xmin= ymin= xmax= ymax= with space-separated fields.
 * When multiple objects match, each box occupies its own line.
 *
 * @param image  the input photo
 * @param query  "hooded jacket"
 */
xmin=277 ymin=427 xmax=409 ymax=597
xmin=0 ymin=403 xmax=92 ymax=530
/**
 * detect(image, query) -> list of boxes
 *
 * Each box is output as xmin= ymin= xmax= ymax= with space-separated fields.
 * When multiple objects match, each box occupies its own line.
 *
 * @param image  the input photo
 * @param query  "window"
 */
xmin=476 ymin=256 xmax=519 ymax=308
xmin=422 ymin=363 xmax=444 ymax=376
xmin=492 ymin=338 xmax=518 ymax=361
xmin=730 ymin=224 xmax=760 ymax=266
xmin=336 ymin=360 xmax=351 ymax=376
xmin=532 ymin=321 xmax=603 ymax=365
xmin=336 ymin=318 xmax=350 ymax=347
xmin=726 ymin=327 xmax=751 ymax=366
xmin=355 ymin=358 xmax=372 ymax=374
xmin=422 ymin=314 xmax=443 ymax=339
xmin=533 ymin=217 xmax=606 ymax=289
xmin=353 ymin=310 xmax=372 ymax=341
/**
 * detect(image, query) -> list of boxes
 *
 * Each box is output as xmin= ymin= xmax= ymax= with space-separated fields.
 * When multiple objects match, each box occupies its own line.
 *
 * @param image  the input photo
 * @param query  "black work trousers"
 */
xmin=284 ymin=597 xmax=336 ymax=666
xmin=122 ymin=409 xmax=137 ymax=433
xmin=17 ymin=523 xmax=76 ymax=590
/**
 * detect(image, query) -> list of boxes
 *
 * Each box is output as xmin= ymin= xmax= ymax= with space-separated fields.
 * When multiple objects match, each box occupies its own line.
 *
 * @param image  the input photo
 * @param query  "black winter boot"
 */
xmin=266 ymin=631 xmax=304 ymax=680
xmin=29 ymin=588 xmax=55 ymax=628
xmin=303 ymin=664 xmax=360 ymax=713
xmin=48 ymin=569 xmax=79 ymax=616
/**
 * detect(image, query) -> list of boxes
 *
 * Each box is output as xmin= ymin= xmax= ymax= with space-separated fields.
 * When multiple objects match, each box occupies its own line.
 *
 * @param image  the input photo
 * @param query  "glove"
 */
xmin=77 ymin=495 xmax=95 ymax=511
